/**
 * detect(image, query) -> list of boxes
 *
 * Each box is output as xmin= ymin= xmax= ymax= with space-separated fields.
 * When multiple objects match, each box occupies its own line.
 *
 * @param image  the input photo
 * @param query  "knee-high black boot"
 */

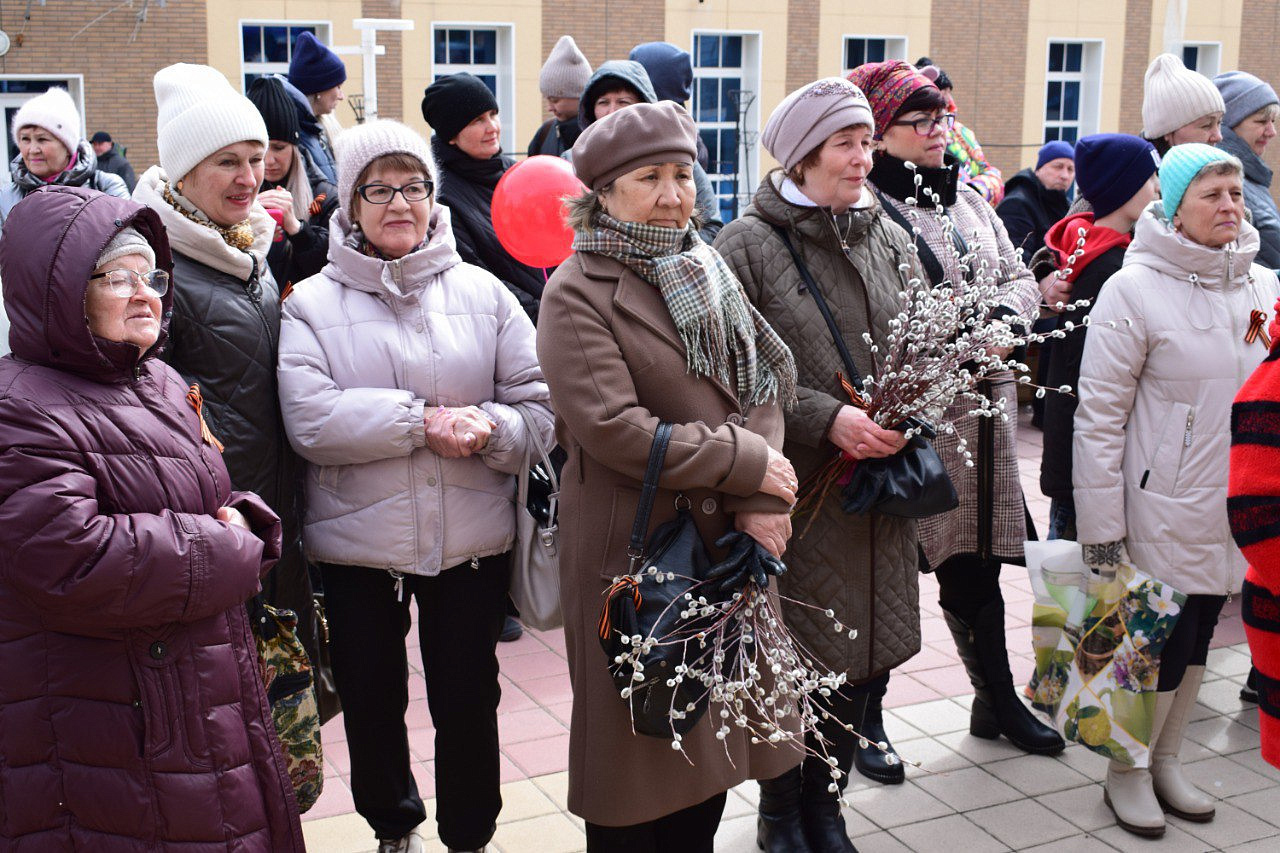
xmin=800 ymin=693 xmax=862 ymax=853
xmin=757 ymin=765 xmax=812 ymax=852
xmin=852 ymin=683 xmax=904 ymax=785
xmin=944 ymin=599 xmax=1065 ymax=755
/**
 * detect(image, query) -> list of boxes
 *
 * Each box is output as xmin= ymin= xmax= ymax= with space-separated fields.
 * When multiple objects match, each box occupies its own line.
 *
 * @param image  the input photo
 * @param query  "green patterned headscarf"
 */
xmin=574 ymin=213 xmax=796 ymax=409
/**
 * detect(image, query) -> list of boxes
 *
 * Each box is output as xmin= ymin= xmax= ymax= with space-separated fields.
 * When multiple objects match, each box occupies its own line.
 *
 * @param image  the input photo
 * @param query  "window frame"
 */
xmin=690 ymin=29 xmax=762 ymax=222
xmin=840 ymin=35 xmax=909 ymax=75
xmin=429 ymin=21 xmax=516 ymax=152
xmin=1042 ymin=39 xmax=1103 ymax=145
xmin=1179 ymin=42 xmax=1222 ymax=79
xmin=239 ymin=20 xmax=333 ymax=94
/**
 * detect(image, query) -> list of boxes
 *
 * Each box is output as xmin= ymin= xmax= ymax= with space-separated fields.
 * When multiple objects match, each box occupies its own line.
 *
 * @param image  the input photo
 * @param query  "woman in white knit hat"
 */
xmin=0 ymin=87 xmax=128 ymax=232
xmin=132 ymin=63 xmax=318 ymax=681
xmin=1142 ymin=53 xmax=1226 ymax=155
xmin=277 ymin=119 xmax=552 ymax=853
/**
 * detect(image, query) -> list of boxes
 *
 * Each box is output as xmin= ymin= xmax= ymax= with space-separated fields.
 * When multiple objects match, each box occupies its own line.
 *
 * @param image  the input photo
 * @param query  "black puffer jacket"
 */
xmin=265 ymin=157 xmax=339 ymax=290
xmin=432 ymin=137 xmax=546 ymax=321
xmin=996 ymin=168 xmax=1070 ymax=263
xmin=163 ymin=250 xmax=314 ymax=658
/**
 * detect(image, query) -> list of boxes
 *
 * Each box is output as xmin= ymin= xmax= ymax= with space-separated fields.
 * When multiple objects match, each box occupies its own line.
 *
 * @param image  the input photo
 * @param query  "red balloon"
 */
xmin=491 ymin=155 xmax=586 ymax=269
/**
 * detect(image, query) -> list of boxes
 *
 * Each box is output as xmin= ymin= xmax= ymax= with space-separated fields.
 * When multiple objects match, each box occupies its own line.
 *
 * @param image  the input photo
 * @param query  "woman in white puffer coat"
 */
xmin=1074 ymin=143 xmax=1280 ymax=839
xmin=277 ymin=119 xmax=552 ymax=853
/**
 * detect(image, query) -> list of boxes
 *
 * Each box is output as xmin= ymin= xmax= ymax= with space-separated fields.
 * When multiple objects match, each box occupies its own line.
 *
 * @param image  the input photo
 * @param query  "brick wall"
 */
xmin=1119 ymin=0 xmax=1151 ymax=137
xmin=1238 ymin=0 xmax=1280 ymax=201
xmin=541 ymin=0 xmax=665 ymax=71
xmin=928 ymin=0 xmax=1029 ymax=181
xmin=363 ymin=0 xmax=404 ymax=121
xmin=786 ymin=0 xmax=819 ymax=93
xmin=0 ymin=0 xmax=208 ymax=172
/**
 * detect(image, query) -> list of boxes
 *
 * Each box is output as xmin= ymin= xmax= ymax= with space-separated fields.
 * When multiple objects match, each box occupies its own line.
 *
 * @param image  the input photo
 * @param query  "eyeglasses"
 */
xmin=356 ymin=180 xmax=433 ymax=205
xmin=89 ymin=268 xmax=170 ymax=298
xmin=891 ymin=113 xmax=957 ymax=136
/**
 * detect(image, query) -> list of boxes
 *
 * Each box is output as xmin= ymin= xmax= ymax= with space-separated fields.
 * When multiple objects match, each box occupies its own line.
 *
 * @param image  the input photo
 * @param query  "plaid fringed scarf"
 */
xmin=574 ymin=214 xmax=796 ymax=409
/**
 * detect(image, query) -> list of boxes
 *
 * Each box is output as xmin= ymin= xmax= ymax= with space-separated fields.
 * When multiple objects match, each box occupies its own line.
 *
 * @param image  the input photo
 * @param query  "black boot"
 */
xmin=1241 ymin=666 xmax=1259 ymax=704
xmin=853 ymin=686 xmax=904 ymax=785
xmin=944 ymin=600 xmax=1065 ymax=755
xmin=800 ymin=693 xmax=861 ymax=853
xmin=757 ymin=766 xmax=812 ymax=852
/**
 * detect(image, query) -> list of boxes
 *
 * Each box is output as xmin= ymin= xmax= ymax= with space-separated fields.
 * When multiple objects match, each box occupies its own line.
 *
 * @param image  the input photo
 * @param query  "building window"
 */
xmin=1180 ymin=42 xmax=1221 ymax=78
xmin=692 ymin=31 xmax=761 ymax=222
xmin=0 ymin=76 xmax=83 ymax=177
xmin=1044 ymin=41 xmax=1102 ymax=143
xmin=842 ymin=36 xmax=908 ymax=74
xmin=240 ymin=22 xmax=330 ymax=92
xmin=431 ymin=24 xmax=516 ymax=151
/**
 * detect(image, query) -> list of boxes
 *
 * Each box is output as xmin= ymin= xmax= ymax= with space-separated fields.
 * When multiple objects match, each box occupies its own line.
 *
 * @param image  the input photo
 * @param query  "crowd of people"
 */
xmin=1 ymin=31 xmax=1279 ymax=853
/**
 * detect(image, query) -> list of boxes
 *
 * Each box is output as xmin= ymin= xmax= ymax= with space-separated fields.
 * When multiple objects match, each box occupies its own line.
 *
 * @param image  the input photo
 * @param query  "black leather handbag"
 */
xmin=774 ymin=227 xmax=958 ymax=520
xmin=598 ymin=423 xmax=726 ymax=738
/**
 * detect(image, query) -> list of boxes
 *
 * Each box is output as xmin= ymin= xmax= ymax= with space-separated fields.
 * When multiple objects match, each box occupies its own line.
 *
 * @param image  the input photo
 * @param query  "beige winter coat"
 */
xmin=715 ymin=171 xmax=921 ymax=682
xmin=1074 ymin=202 xmax=1280 ymax=595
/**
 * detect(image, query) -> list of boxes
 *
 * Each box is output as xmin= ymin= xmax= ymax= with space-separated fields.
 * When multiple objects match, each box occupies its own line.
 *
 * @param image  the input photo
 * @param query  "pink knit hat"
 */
xmin=846 ymin=61 xmax=938 ymax=140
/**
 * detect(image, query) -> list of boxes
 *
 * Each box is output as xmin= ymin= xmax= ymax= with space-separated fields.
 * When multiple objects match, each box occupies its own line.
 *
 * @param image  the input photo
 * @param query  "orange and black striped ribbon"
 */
xmin=186 ymin=385 xmax=225 ymax=453
xmin=598 ymin=576 xmax=642 ymax=641
xmin=1246 ymin=310 xmax=1273 ymax=349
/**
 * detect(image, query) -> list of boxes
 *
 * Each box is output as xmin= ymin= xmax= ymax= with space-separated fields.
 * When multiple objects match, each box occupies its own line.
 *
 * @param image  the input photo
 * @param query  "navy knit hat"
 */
xmin=288 ymin=32 xmax=347 ymax=96
xmin=1074 ymin=133 xmax=1159 ymax=219
xmin=1036 ymin=140 xmax=1074 ymax=171
xmin=421 ymin=73 xmax=500 ymax=143
xmin=247 ymin=76 xmax=300 ymax=144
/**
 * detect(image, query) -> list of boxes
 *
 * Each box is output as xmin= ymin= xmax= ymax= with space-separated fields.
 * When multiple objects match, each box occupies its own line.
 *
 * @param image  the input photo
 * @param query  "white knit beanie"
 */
xmin=334 ymin=119 xmax=436 ymax=213
xmin=540 ymin=36 xmax=592 ymax=100
xmin=154 ymin=64 xmax=269 ymax=183
xmin=1142 ymin=53 xmax=1226 ymax=140
xmin=11 ymin=87 xmax=81 ymax=158
xmin=96 ymin=227 xmax=156 ymax=270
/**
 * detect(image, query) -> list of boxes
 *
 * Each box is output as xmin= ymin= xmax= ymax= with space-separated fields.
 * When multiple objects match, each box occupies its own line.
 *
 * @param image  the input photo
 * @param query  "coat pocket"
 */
xmin=316 ymin=463 xmax=343 ymax=494
xmin=130 ymin=631 xmax=213 ymax=770
xmin=1141 ymin=402 xmax=1193 ymax=496
xmin=600 ymin=486 xmax=642 ymax=580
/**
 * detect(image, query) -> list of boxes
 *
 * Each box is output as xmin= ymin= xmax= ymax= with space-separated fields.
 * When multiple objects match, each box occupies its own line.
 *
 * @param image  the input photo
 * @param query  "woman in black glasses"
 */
xmin=849 ymin=61 xmax=1064 ymax=758
xmin=277 ymin=119 xmax=552 ymax=853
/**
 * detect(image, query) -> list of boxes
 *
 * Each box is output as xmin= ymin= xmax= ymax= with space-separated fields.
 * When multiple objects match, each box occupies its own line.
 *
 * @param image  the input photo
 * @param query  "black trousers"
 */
xmin=1157 ymin=593 xmax=1226 ymax=692
xmin=933 ymin=554 xmax=1005 ymax=619
xmin=320 ymin=555 xmax=509 ymax=848
xmin=584 ymin=792 xmax=728 ymax=853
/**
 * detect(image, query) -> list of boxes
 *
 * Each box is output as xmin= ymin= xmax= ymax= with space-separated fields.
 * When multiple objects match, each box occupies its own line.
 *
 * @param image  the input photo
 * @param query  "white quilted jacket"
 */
xmin=277 ymin=205 xmax=553 ymax=576
xmin=1073 ymin=202 xmax=1280 ymax=595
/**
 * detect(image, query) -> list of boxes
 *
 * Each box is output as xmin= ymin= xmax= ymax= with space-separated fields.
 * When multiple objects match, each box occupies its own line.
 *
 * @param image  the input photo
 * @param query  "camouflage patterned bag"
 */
xmin=250 ymin=597 xmax=324 ymax=812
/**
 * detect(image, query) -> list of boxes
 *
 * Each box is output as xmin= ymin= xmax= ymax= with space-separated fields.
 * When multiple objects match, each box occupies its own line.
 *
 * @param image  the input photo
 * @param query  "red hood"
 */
xmin=1044 ymin=212 xmax=1131 ymax=283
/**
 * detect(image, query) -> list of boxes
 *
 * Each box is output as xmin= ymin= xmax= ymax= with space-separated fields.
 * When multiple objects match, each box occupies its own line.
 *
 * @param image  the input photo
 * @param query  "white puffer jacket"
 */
xmin=277 ymin=205 xmax=553 ymax=576
xmin=1074 ymin=202 xmax=1280 ymax=596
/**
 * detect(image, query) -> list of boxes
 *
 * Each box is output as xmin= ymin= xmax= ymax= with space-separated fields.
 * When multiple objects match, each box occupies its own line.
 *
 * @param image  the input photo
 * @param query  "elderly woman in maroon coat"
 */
xmin=0 ymin=186 xmax=303 ymax=851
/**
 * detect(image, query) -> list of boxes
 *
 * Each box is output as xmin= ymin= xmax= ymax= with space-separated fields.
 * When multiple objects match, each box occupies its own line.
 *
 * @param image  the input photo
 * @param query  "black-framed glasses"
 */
xmin=89 ymin=268 xmax=170 ymax=298
xmin=891 ymin=113 xmax=957 ymax=136
xmin=356 ymin=180 xmax=433 ymax=205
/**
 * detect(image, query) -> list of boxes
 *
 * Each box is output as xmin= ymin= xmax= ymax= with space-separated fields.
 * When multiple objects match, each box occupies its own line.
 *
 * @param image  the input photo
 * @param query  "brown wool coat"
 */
xmin=537 ymin=250 xmax=801 ymax=827
xmin=714 ymin=173 xmax=921 ymax=682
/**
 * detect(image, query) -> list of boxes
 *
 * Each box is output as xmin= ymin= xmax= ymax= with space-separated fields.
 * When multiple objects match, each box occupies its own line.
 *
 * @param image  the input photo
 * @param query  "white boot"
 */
xmin=1151 ymin=665 xmax=1216 ymax=822
xmin=1103 ymin=689 xmax=1173 ymax=837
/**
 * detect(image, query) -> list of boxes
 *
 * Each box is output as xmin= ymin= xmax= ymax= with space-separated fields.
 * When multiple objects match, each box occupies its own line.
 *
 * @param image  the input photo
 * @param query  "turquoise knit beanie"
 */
xmin=1158 ymin=142 xmax=1238 ymax=219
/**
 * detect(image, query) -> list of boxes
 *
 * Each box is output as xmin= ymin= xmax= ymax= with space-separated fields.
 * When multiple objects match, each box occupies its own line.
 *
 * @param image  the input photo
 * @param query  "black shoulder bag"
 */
xmin=773 ymin=226 xmax=958 ymax=519
xmin=597 ymin=423 xmax=728 ymax=737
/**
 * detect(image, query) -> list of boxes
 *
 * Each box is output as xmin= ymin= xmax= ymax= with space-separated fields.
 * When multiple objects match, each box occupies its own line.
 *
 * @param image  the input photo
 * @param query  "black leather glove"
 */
xmin=704 ymin=531 xmax=787 ymax=595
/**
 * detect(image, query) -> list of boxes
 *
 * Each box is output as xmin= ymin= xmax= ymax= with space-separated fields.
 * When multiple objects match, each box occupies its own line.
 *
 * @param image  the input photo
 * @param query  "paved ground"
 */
xmin=301 ymin=409 xmax=1278 ymax=852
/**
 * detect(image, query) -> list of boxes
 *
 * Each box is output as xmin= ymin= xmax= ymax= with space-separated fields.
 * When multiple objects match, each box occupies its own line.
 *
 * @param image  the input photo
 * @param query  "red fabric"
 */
xmin=1043 ymin=212 xmax=1132 ymax=284
xmin=0 ymin=187 xmax=303 ymax=850
xmin=1230 ymin=339 xmax=1280 ymax=768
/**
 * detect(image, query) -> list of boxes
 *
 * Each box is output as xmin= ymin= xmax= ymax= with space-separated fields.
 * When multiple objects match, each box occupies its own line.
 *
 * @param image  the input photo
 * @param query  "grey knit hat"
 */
xmin=1142 ymin=53 xmax=1225 ymax=140
xmin=96 ymin=227 xmax=156 ymax=270
xmin=540 ymin=35 xmax=592 ymax=100
xmin=1215 ymin=70 xmax=1280 ymax=130
xmin=762 ymin=78 xmax=874 ymax=172
xmin=572 ymin=101 xmax=696 ymax=190
xmin=334 ymin=119 xmax=436 ymax=212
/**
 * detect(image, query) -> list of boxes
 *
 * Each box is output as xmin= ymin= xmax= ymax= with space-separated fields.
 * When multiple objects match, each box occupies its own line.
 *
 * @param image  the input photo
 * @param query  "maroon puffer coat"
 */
xmin=0 ymin=186 xmax=304 ymax=851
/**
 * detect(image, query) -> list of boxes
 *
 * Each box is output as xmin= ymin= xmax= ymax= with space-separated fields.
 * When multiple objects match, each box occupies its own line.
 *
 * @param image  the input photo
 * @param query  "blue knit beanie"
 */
xmin=1036 ymin=140 xmax=1074 ymax=171
xmin=1074 ymin=134 xmax=1159 ymax=219
xmin=1159 ymin=142 xmax=1237 ymax=218
xmin=288 ymin=32 xmax=347 ymax=96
